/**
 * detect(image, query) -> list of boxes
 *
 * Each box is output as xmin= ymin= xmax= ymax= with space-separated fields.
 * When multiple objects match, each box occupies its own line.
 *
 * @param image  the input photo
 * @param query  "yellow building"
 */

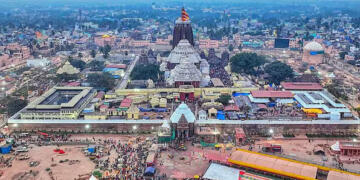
xmin=208 ymin=108 xmax=217 ymax=118
xmin=127 ymin=106 xmax=140 ymax=119
xmin=84 ymin=113 xmax=107 ymax=120
xmin=105 ymin=93 xmax=117 ymax=99
xmin=150 ymin=97 xmax=160 ymax=108
xmin=159 ymin=98 xmax=167 ymax=108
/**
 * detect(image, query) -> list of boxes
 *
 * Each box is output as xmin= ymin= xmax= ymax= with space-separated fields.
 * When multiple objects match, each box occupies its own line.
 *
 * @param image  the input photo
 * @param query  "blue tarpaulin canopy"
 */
xmin=217 ymin=111 xmax=225 ymax=120
xmin=144 ymin=167 xmax=156 ymax=176
xmin=233 ymin=92 xmax=250 ymax=97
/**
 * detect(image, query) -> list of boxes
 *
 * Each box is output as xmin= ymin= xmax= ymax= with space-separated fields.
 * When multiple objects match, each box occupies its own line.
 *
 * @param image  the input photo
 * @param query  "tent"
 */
xmin=38 ymin=132 xmax=49 ymax=136
xmin=331 ymin=141 xmax=340 ymax=152
xmin=88 ymin=145 xmax=96 ymax=153
xmin=54 ymin=149 xmax=65 ymax=154
xmin=144 ymin=167 xmax=156 ymax=176
xmin=0 ymin=145 xmax=11 ymax=154
xmin=217 ymin=111 xmax=225 ymax=120
xmin=89 ymin=175 xmax=98 ymax=180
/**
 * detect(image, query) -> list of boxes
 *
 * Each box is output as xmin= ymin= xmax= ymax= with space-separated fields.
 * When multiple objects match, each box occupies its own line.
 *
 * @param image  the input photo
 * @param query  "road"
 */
xmin=116 ymin=55 xmax=139 ymax=89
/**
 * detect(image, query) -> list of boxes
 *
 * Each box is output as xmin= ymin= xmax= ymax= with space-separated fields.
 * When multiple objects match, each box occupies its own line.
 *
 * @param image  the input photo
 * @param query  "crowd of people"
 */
xmin=86 ymin=137 xmax=170 ymax=180
xmin=207 ymin=49 xmax=232 ymax=87
xmin=112 ymin=140 xmax=148 ymax=179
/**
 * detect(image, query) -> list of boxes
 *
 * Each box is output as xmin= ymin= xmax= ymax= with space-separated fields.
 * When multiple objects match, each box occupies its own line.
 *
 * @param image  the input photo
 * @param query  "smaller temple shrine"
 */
xmin=157 ymin=120 xmax=173 ymax=143
xmin=170 ymin=103 xmax=195 ymax=139
xmin=56 ymin=61 xmax=80 ymax=75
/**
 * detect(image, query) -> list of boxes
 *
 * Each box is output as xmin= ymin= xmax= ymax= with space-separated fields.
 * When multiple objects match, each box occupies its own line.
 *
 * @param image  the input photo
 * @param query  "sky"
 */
xmin=0 ymin=0 xmax=359 ymax=10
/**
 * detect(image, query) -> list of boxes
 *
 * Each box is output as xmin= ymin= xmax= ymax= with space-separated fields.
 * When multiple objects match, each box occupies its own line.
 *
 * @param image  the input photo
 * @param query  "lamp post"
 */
xmin=85 ymin=124 xmax=90 ymax=132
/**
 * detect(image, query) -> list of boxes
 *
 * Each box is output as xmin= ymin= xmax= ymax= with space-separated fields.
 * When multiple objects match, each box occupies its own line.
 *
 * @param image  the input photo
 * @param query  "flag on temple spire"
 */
xmin=181 ymin=7 xmax=190 ymax=21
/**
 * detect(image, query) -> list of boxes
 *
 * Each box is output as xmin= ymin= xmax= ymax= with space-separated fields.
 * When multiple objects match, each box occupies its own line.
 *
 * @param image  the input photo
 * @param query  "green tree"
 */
xmin=130 ymin=64 xmax=161 ymax=81
xmin=326 ymin=83 xmax=348 ymax=101
xmin=78 ymin=52 xmax=83 ymax=59
xmin=230 ymin=52 xmax=266 ymax=75
xmin=87 ymin=72 xmax=115 ymax=91
xmin=69 ymin=59 xmax=86 ymax=70
xmin=264 ymin=61 xmax=294 ymax=85
xmin=56 ymin=73 xmax=79 ymax=82
xmin=339 ymin=51 xmax=348 ymax=60
xmin=90 ymin=49 xmax=97 ymax=58
xmin=100 ymin=45 xmax=112 ymax=59
xmin=87 ymin=60 xmax=105 ymax=71
xmin=4 ymin=97 xmax=28 ymax=116
xmin=12 ymin=86 xmax=29 ymax=98
xmin=228 ymin=44 xmax=234 ymax=52
xmin=216 ymin=94 xmax=231 ymax=106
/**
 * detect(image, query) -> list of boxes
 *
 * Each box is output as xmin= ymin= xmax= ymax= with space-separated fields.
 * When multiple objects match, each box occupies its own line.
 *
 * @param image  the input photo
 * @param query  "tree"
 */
xmin=56 ymin=73 xmax=79 ymax=82
xmin=130 ymin=64 xmax=161 ymax=82
xmin=78 ymin=52 xmax=83 ymax=59
xmin=90 ymin=49 xmax=97 ymax=58
xmin=216 ymin=94 xmax=231 ymax=106
xmin=326 ymin=83 xmax=348 ymax=101
xmin=228 ymin=44 xmax=234 ymax=52
xmin=100 ymin=45 xmax=112 ymax=59
xmin=230 ymin=52 xmax=266 ymax=75
xmin=87 ymin=72 xmax=115 ymax=91
xmin=264 ymin=61 xmax=294 ymax=85
xmin=4 ymin=97 xmax=28 ymax=116
xmin=339 ymin=51 xmax=348 ymax=60
xmin=87 ymin=60 xmax=105 ymax=71
xmin=69 ymin=59 xmax=86 ymax=70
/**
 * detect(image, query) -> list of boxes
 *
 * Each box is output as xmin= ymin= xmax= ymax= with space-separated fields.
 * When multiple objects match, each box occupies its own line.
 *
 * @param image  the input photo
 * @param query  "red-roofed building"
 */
xmin=339 ymin=142 xmax=360 ymax=156
xmin=66 ymin=82 xmax=81 ymax=87
xmin=100 ymin=105 xmax=108 ymax=113
xmin=249 ymin=90 xmax=294 ymax=105
xmin=250 ymin=90 xmax=293 ymax=98
xmin=224 ymin=105 xmax=240 ymax=112
xmin=281 ymin=82 xmax=323 ymax=91
xmin=95 ymin=91 xmax=105 ymax=99
xmin=120 ymin=98 xmax=132 ymax=108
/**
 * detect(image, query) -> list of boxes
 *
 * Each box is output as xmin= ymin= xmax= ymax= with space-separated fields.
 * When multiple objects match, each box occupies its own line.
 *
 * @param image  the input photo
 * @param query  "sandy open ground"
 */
xmin=1 ymin=145 xmax=95 ymax=180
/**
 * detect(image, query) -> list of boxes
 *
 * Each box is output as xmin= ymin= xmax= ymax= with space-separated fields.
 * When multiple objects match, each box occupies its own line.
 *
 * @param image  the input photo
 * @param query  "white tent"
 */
xmin=89 ymin=175 xmax=98 ymax=180
xmin=331 ymin=141 xmax=340 ymax=151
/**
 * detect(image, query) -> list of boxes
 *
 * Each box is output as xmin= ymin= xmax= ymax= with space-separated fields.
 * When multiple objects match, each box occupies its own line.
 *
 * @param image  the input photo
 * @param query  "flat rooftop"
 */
xmin=281 ymin=82 xmax=323 ymax=91
xmin=21 ymin=86 xmax=95 ymax=112
xmin=39 ymin=89 xmax=82 ymax=105
xmin=203 ymin=163 xmax=272 ymax=180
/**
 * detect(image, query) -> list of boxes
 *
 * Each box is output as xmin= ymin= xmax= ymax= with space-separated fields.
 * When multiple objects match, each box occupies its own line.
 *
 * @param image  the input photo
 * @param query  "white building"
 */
xmin=27 ymin=58 xmax=50 ymax=68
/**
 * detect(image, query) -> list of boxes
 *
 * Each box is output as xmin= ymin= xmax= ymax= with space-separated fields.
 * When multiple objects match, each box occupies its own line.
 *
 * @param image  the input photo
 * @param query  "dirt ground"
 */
xmin=157 ymin=142 xmax=232 ymax=179
xmin=0 ymin=145 xmax=95 ymax=180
